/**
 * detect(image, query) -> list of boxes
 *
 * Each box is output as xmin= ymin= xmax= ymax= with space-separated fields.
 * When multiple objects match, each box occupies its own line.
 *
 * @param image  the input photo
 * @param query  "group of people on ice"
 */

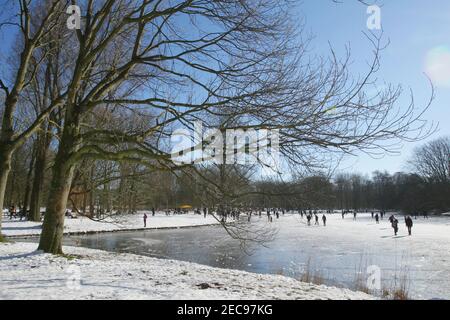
xmin=304 ymin=211 xmax=327 ymax=226
xmin=141 ymin=206 xmax=418 ymax=237
xmin=388 ymin=214 xmax=414 ymax=236
xmin=299 ymin=208 xmax=417 ymax=237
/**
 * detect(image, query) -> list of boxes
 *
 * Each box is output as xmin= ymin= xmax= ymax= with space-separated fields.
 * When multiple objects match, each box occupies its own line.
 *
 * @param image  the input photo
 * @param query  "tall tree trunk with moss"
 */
xmin=38 ymin=117 xmax=80 ymax=254
xmin=0 ymin=146 xmax=13 ymax=230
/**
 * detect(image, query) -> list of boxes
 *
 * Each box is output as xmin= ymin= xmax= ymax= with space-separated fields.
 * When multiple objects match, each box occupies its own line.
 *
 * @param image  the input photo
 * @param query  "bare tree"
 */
xmin=409 ymin=136 xmax=450 ymax=184
xmin=35 ymin=0 xmax=435 ymax=254
xmin=0 ymin=0 xmax=68 ymax=231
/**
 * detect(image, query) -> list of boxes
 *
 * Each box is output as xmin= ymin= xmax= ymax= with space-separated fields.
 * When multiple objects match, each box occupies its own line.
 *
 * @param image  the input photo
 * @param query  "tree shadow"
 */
xmin=3 ymin=225 xmax=42 ymax=231
xmin=0 ymin=250 xmax=42 ymax=261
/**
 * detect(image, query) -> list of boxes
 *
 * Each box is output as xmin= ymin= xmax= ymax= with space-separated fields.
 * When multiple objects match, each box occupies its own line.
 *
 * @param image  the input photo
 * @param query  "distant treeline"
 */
xmin=3 ymin=137 xmax=449 ymax=216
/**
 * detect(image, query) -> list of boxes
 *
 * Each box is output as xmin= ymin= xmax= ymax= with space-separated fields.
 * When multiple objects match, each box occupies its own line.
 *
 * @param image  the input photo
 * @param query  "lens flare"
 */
xmin=424 ymin=45 xmax=450 ymax=88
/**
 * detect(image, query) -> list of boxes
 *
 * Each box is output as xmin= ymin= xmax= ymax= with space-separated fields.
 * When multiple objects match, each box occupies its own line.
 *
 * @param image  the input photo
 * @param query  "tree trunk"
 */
xmin=22 ymin=148 xmax=36 ymax=218
xmin=38 ymin=157 xmax=76 ymax=253
xmin=82 ymin=181 xmax=87 ymax=215
xmin=89 ymin=165 xmax=95 ymax=217
xmin=29 ymin=130 xmax=50 ymax=222
xmin=0 ymin=147 xmax=13 ymax=231
xmin=38 ymin=120 xmax=79 ymax=254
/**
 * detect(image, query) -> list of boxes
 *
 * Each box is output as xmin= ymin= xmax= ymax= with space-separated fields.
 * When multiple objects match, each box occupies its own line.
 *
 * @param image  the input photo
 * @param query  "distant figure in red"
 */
xmin=143 ymin=213 xmax=148 ymax=227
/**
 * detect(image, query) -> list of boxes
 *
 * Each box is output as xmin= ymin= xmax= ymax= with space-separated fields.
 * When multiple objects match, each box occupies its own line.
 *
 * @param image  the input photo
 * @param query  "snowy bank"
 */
xmin=0 ymin=242 xmax=373 ymax=300
xmin=2 ymin=212 xmax=220 ymax=238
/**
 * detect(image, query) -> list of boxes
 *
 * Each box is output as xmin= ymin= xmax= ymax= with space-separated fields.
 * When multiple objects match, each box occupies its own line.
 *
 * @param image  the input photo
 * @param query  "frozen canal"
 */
xmin=62 ymin=213 xmax=450 ymax=299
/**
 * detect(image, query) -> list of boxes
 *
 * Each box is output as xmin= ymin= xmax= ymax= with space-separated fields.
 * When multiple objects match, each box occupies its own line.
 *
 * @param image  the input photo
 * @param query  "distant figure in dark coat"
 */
xmin=314 ymin=214 xmax=319 ymax=225
xmin=405 ymin=216 xmax=413 ymax=235
xmin=322 ymin=214 xmax=327 ymax=226
xmin=143 ymin=213 xmax=148 ymax=227
xmin=307 ymin=214 xmax=312 ymax=226
xmin=9 ymin=205 xmax=16 ymax=220
xmin=203 ymin=207 xmax=207 ymax=218
xmin=389 ymin=215 xmax=395 ymax=224
xmin=375 ymin=213 xmax=379 ymax=224
xmin=152 ymin=207 xmax=156 ymax=216
xmin=392 ymin=218 xmax=399 ymax=236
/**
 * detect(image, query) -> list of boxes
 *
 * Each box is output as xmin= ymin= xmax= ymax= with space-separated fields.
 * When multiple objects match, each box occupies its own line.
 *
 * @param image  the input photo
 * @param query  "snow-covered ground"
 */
xmin=1 ymin=212 xmax=220 ymax=237
xmin=1 ymin=211 xmax=448 ymax=299
xmin=0 ymin=242 xmax=373 ymax=300
xmin=53 ymin=211 xmax=449 ymax=299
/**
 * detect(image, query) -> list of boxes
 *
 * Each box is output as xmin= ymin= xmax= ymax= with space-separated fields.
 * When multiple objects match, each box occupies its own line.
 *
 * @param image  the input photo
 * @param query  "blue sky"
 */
xmin=0 ymin=1 xmax=448 ymax=176
xmin=298 ymin=0 xmax=450 ymax=175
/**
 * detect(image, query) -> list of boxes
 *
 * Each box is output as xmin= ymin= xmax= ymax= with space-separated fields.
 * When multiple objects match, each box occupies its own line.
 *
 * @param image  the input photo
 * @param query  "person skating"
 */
xmin=353 ymin=211 xmax=357 ymax=220
xmin=375 ymin=213 xmax=379 ymax=224
xmin=143 ymin=213 xmax=148 ymax=228
xmin=314 ymin=214 xmax=319 ymax=225
xmin=203 ymin=207 xmax=207 ymax=218
xmin=322 ymin=214 xmax=327 ymax=226
xmin=405 ymin=216 xmax=413 ymax=236
xmin=307 ymin=214 xmax=312 ymax=226
xmin=152 ymin=207 xmax=156 ymax=216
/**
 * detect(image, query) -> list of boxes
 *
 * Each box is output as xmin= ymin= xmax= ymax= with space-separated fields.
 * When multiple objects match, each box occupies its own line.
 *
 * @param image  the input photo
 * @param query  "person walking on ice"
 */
xmin=322 ymin=214 xmax=327 ymax=226
xmin=392 ymin=218 xmax=399 ymax=236
xmin=143 ymin=213 xmax=148 ymax=228
xmin=389 ymin=214 xmax=395 ymax=224
xmin=375 ymin=213 xmax=379 ymax=224
xmin=405 ymin=216 xmax=413 ymax=236
xmin=314 ymin=214 xmax=319 ymax=225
